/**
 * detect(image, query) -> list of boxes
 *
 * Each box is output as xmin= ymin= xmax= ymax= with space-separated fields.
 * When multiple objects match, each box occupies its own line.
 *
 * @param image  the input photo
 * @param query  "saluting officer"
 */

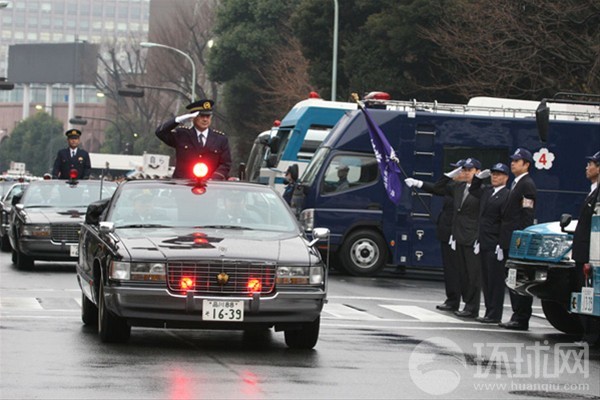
xmin=469 ymin=163 xmax=510 ymax=323
xmin=156 ymin=99 xmax=231 ymax=180
xmin=499 ymin=148 xmax=537 ymax=331
xmin=52 ymin=129 xmax=91 ymax=179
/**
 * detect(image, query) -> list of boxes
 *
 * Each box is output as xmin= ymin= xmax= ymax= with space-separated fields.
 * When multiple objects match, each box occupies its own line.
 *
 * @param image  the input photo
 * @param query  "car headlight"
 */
xmin=535 ymin=236 xmax=572 ymax=259
xmin=299 ymin=208 xmax=314 ymax=232
xmin=276 ymin=265 xmax=323 ymax=285
xmin=22 ymin=224 xmax=51 ymax=237
xmin=110 ymin=261 xmax=166 ymax=282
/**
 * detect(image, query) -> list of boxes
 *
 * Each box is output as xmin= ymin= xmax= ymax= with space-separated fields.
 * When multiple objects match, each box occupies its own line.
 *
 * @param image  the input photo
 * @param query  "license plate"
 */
xmin=202 ymin=300 xmax=244 ymax=321
xmin=507 ymin=268 xmax=517 ymax=289
xmin=70 ymin=245 xmax=79 ymax=257
xmin=581 ymin=287 xmax=594 ymax=314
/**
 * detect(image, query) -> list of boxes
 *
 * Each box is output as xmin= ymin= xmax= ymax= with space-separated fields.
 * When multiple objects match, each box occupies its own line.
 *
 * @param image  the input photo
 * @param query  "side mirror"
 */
xmin=266 ymin=154 xmax=278 ymax=168
xmin=535 ymin=100 xmax=550 ymax=143
xmin=269 ymin=136 xmax=281 ymax=153
xmin=308 ymin=227 xmax=330 ymax=247
xmin=559 ymin=213 xmax=572 ymax=232
xmin=85 ymin=198 xmax=110 ymax=225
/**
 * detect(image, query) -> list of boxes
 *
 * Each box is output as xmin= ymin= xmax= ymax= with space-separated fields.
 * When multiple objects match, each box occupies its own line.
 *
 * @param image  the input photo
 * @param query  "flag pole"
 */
xmin=351 ymin=93 xmax=433 ymax=219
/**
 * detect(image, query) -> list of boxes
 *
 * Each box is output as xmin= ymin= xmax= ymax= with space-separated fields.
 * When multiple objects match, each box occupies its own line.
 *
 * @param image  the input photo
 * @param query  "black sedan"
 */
xmin=8 ymin=179 xmax=117 ymax=269
xmin=77 ymin=179 xmax=329 ymax=349
xmin=0 ymin=182 xmax=28 ymax=251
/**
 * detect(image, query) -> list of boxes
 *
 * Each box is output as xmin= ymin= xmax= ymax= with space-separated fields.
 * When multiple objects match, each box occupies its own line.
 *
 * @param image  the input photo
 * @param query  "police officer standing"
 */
xmin=572 ymin=150 xmax=600 ymax=344
xmin=52 ymin=129 xmax=91 ymax=179
xmin=156 ymin=99 xmax=231 ymax=180
xmin=499 ymin=148 xmax=537 ymax=330
xmin=469 ymin=163 xmax=510 ymax=323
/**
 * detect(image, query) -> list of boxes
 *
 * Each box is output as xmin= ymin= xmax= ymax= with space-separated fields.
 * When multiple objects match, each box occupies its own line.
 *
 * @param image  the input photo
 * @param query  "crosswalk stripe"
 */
xmin=322 ymin=303 xmax=380 ymax=320
xmin=0 ymin=297 xmax=44 ymax=310
xmin=380 ymin=305 xmax=464 ymax=323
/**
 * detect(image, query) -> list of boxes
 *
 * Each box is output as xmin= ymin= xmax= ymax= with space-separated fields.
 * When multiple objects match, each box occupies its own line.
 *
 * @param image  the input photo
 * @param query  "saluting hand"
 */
xmin=175 ymin=111 xmax=199 ymax=124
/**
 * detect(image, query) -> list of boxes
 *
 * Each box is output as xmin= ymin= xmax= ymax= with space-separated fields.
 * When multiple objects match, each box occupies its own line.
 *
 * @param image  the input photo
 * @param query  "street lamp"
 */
xmin=118 ymin=83 xmax=190 ymax=102
xmin=331 ymin=0 xmax=339 ymax=101
xmin=140 ymin=41 xmax=196 ymax=102
xmin=0 ymin=77 xmax=14 ymax=90
xmin=70 ymin=115 xmax=127 ymax=153
xmin=0 ymin=2 xmax=9 ymax=9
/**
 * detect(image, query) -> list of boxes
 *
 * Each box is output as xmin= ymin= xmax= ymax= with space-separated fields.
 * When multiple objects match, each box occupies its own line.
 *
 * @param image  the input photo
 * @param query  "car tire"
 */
xmin=11 ymin=248 xmax=16 ymax=264
xmin=0 ymin=234 xmax=11 ymax=252
xmin=15 ymin=248 xmax=34 ymax=270
xmin=81 ymin=291 xmax=98 ymax=326
xmin=339 ymin=229 xmax=387 ymax=277
xmin=541 ymin=300 xmax=583 ymax=334
xmin=98 ymin=281 xmax=130 ymax=343
xmin=284 ymin=316 xmax=320 ymax=349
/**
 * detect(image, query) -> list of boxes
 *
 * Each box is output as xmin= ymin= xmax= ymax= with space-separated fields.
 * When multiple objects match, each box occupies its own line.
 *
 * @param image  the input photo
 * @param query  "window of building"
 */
xmin=40 ymin=17 xmax=50 ymax=27
xmin=40 ymin=3 xmax=52 ymax=12
xmin=117 ymin=23 xmax=127 ymax=31
xmin=53 ymin=17 xmax=63 ymax=28
xmin=53 ymin=33 xmax=63 ymax=41
xmin=39 ymin=32 xmax=51 ymax=41
xmin=27 ymin=32 xmax=38 ymax=41
xmin=104 ymin=21 xmax=114 ymax=30
xmin=67 ymin=2 xmax=77 ymax=15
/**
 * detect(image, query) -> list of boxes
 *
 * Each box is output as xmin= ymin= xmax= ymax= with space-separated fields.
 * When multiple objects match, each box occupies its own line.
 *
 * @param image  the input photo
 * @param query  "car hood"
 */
xmin=523 ymin=220 xmax=578 ymax=235
xmin=116 ymin=228 xmax=316 ymax=265
xmin=22 ymin=207 xmax=86 ymax=224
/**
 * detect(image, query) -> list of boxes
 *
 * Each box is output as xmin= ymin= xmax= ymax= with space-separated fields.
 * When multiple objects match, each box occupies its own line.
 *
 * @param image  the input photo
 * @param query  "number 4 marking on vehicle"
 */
xmin=533 ymin=148 xmax=555 ymax=170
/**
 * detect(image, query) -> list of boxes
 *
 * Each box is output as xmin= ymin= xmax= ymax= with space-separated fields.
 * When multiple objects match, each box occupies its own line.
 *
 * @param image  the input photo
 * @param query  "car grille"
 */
xmin=51 ymin=224 xmax=80 ymax=242
xmin=167 ymin=261 xmax=276 ymax=295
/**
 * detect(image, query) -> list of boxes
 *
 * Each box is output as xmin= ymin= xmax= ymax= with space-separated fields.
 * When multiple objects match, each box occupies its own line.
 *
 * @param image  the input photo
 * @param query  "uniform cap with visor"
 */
xmin=586 ymin=150 xmax=600 ymax=164
xmin=186 ymin=99 xmax=214 ymax=115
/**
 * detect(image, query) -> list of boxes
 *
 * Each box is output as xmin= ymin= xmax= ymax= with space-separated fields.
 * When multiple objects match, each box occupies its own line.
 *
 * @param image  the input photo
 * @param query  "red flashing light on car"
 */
xmin=363 ymin=91 xmax=391 ymax=100
xmin=272 ymin=120 xmax=281 ymax=127
xmin=180 ymin=276 xmax=195 ymax=291
xmin=247 ymin=278 xmax=262 ymax=293
xmin=69 ymin=169 xmax=79 ymax=180
xmin=193 ymin=163 xmax=209 ymax=179
xmin=308 ymin=91 xmax=320 ymax=99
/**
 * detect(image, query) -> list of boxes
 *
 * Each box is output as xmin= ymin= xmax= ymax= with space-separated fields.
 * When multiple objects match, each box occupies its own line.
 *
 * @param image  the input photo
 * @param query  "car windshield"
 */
xmin=21 ymin=181 xmax=117 ymax=208
xmin=108 ymin=183 xmax=299 ymax=233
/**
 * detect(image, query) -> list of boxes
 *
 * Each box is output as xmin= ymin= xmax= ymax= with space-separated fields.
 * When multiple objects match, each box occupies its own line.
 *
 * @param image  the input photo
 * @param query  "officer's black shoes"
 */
xmin=499 ymin=321 xmax=529 ymax=330
xmin=476 ymin=316 xmax=501 ymax=324
xmin=436 ymin=303 xmax=458 ymax=312
xmin=454 ymin=310 xmax=477 ymax=318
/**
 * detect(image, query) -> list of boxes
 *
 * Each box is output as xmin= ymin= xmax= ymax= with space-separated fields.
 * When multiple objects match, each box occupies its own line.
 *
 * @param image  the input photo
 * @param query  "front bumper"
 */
xmin=505 ymin=259 xmax=575 ymax=303
xmin=18 ymin=238 xmax=78 ymax=261
xmin=103 ymin=284 xmax=326 ymax=330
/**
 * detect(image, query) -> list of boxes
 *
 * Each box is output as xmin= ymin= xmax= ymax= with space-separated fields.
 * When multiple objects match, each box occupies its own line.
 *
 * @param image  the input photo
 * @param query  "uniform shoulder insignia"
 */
xmin=213 ymin=129 xmax=225 ymax=136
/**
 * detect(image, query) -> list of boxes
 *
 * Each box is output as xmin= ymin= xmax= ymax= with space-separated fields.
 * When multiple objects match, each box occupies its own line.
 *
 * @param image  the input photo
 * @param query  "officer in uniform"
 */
xmin=52 ymin=129 xmax=91 ymax=179
xmin=499 ymin=148 xmax=537 ymax=330
xmin=572 ymin=150 xmax=600 ymax=344
xmin=156 ymin=99 xmax=231 ymax=180
xmin=469 ymin=162 xmax=510 ymax=323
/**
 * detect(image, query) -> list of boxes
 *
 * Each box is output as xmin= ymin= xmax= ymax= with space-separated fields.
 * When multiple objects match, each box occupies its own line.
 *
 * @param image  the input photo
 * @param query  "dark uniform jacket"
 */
xmin=52 ymin=148 xmax=91 ymax=179
xmin=422 ymin=181 xmax=453 ymax=242
xmin=156 ymin=118 xmax=231 ymax=180
xmin=499 ymin=173 xmax=537 ymax=249
xmin=572 ymin=186 xmax=599 ymax=264
xmin=470 ymin=177 xmax=510 ymax=251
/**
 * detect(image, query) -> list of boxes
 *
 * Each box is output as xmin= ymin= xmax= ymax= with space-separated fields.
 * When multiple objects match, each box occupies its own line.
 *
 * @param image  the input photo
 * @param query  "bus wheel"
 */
xmin=541 ymin=300 xmax=583 ymax=334
xmin=339 ymin=229 xmax=387 ymax=277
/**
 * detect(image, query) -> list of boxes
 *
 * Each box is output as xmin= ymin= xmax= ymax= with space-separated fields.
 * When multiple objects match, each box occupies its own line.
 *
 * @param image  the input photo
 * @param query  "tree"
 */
xmin=0 ymin=112 xmax=63 ymax=176
xmin=421 ymin=0 xmax=600 ymax=99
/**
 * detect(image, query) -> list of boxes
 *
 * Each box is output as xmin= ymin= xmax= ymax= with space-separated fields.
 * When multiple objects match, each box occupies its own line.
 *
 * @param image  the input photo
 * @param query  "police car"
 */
xmin=76 ymin=163 xmax=329 ymax=349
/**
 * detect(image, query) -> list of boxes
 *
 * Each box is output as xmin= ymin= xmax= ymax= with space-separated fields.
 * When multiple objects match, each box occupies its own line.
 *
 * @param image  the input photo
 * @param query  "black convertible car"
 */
xmin=8 ymin=179 xmax=117 ymax=269
xmin=77 ymin=179 xmax=329 ymax=349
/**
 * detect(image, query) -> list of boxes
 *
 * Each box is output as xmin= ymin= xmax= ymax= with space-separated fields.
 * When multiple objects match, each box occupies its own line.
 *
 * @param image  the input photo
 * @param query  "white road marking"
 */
xmin=323 ymin=303 xmax=380 ymax=320
xmin=380 ymin=305 xmax=464 ymax=323
xmin=0 ymin=297 xmax=44 ymax=310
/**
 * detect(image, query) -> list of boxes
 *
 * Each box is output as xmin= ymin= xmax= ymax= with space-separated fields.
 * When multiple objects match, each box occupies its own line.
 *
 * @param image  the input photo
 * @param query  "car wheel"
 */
xmin=541 ymin=300 xmax=583 ymax=334
xmin=284 ymin=316 xmax=320 ymax=349
xmin=15 ymin=249 xmax=34 ymax=270
xmin=98 ymin=281 xmax=130 ymax=343
xmin=11 ymin=248 xmax=16 ymax=264
xmin=81 ymin=291 xmax=98 ymax=327
xmin=339 ymin=229 xmax=387 ymax=277
xmin=0 ymin=234 xmax=11 ymax=252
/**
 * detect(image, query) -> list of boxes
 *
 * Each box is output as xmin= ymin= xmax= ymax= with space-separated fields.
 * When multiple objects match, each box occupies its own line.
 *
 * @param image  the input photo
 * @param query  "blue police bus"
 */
xmin=245 ymin=95 xmax=356 ymax=192
xmin=295 ymin=96 xmax=600 ymax=276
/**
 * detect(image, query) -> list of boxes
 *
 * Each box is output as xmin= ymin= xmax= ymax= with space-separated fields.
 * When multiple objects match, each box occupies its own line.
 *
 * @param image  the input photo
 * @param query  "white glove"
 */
xmin=404 ymin=178 xmax=423 ymax=188
xmin=473 ymin=240 xmax=480 ymax=255
xmin=175 ymin=111 xmax=199 ymax=124
xmin=476 ymin=169 xmax=491 ymax=179
xmin=449 ymin=235 xmax=456 ymax=251
xmin=444 ymin=166 xmax=462 ymax=179
xmin=495 ymin=245 xmax=504 ymax=261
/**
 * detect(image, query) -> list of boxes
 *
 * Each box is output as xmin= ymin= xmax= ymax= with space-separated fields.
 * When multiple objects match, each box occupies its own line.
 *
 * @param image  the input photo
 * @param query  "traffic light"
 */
xmin=123 ymin=142 xmax=133 ymax=155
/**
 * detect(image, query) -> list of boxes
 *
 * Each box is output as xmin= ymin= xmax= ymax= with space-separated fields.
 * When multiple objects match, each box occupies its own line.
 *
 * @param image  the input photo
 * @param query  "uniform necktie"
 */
xmin=198 ymin=134 xmax=205 ymax=147
xmin=71 ymin=149 xmax=76 ymax=157
xmin=510 ymin=181 xmax=516 ymax=191
xmin=461 ymin=184 xmax=470 ymax=205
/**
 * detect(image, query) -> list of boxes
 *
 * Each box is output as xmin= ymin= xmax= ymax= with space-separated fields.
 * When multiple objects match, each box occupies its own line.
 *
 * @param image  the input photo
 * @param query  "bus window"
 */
xmin=321 ymin=155 xmax=379 ymax=194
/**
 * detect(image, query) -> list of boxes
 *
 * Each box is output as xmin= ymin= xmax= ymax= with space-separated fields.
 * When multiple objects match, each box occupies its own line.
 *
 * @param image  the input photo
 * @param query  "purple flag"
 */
xmin=359 ymin=106 xmax=402 ymax=205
